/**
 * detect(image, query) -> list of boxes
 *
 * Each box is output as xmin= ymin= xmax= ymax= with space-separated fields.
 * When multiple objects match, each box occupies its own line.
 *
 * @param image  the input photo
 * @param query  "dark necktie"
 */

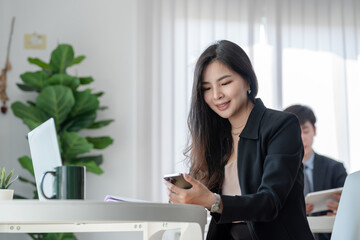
xmin=303 ymin=166 xmax=311 ymax=196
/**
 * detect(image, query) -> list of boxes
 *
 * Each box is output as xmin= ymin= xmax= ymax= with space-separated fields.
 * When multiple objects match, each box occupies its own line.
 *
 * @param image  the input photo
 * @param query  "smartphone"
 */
xmin=164 ymin=173 xmax=192 ymax=189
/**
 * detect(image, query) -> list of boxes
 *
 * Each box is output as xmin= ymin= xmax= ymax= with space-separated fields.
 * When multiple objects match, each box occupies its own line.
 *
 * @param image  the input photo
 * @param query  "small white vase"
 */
xmin=0 ymin=189 xmax=14 ymax=200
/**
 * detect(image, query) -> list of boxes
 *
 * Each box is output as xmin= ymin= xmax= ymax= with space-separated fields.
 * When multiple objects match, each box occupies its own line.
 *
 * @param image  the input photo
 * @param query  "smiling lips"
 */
xmin=216 ymin=101 xmax=230 ymax=111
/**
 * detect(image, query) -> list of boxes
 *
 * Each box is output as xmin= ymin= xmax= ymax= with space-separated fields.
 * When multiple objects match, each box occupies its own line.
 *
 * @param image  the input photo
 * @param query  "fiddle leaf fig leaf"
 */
xmin=79 ymin=76 xmax=93 ymax=85
xmin=22 ymin=118 xmax=43 ymax=130
xmin=88 ymin=119 xmax=114 ymax=129
xmin=18 ymin=177 xmax=36 ymax=186
xmin=61 ymin=131 xmax=93 ymax=160
xmin=26 ymin=101 xmax=36 ymax=107
xmin=62 ymin=111 xmax=97 ymax=132
xmin=98 ymin=106 xmax=108 ymax=110
xmin=94 ymin=91 xmax=104 ymax=97
xmin=81 ymin=160 xmax=103 ymax=174
xmin=69 ymin=55 xmax=85 ymax=67
xmin=71 ymin=155 xmax=103 ymax=166
xmin=18 ymin=156 xmax=35 ymax=177
xmin=16 ymin=83 xmax=39 ymax=92
xmin=28 ymin=57 xmax=52 ymax=70
xmin=11 ymin=101 xmax=48 ymax=128
xmin=67 ymin=159 xmax=103 ymax=175
xmin=49 ymin=74 xmax=80 ymax=90
xmin=20 ymin=71 xmax=50 ymax=89
xmin=50 ymin=44 xmax=74 ymax=74
xmin=36 ymin=85 xmax=75 ymax=126
xmin=42 ymin=233 xmax=76 ymax=240
xmin=86 ymin=136 xmax=114 ymax=149
xmin=69 ymin=89 xmax=99 ymax=118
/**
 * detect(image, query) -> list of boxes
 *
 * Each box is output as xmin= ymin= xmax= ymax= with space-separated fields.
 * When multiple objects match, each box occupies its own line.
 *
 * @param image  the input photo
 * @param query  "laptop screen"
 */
xmin=28 ymin=118 xmax=62 ymax=200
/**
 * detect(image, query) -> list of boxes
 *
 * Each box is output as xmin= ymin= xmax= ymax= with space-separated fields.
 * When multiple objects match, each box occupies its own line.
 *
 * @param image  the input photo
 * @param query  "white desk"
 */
xmin=0 ymin=200 xmax=207 ymax=240
xmin=307 ymin=216 xmax=335 ymax=233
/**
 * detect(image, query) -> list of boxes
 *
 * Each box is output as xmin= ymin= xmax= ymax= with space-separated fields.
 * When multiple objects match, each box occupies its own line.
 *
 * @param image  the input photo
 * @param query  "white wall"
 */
xmin=0 ymin=0 xmax=140 ymax=239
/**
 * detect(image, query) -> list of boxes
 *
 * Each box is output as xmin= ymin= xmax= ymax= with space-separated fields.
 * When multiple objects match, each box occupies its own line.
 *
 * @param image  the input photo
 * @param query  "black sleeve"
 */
xmin=332 ymin=162 xmax=347 ymax=188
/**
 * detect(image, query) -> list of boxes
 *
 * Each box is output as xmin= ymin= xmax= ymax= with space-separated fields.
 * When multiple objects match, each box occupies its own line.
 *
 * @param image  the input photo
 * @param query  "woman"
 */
xmin=166 ymin=40 xmax=314 ymax=240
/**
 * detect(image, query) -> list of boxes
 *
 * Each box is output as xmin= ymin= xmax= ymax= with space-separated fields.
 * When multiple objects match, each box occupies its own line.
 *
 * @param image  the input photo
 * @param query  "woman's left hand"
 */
xmin=166 ymin=173 xmax=216 ymax=210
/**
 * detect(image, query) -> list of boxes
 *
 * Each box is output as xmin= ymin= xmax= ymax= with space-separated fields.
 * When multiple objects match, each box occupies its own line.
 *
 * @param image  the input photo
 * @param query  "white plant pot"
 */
xmin=0 ymin=189 xmax=14 ymax=200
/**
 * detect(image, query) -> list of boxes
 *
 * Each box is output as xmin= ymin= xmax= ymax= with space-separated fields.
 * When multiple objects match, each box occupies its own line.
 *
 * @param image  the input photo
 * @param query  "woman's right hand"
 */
xmin=166 ymin=173 xmax=220 ymax=211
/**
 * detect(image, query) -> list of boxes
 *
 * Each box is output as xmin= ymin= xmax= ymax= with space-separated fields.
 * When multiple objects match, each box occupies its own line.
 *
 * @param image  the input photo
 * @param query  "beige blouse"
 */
xmin=222 ymin=159 xmax=242 ymax=196
xmin=222 ymin=158 xmax=243 ymax=223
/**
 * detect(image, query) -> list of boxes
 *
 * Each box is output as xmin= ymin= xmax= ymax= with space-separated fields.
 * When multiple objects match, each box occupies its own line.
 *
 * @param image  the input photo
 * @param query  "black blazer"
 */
xmin=312 ymin=153 xmax=347 ymax=240
xmin=207 ymin=99 xmax=314 ymax=240
xmin=313 ymin=153 xmax=347 ymax=192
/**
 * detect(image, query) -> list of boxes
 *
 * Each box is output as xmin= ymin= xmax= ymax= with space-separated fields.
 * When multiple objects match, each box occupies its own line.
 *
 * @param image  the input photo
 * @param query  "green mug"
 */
xmin=40 ymin=166 xmax=86 ymax=200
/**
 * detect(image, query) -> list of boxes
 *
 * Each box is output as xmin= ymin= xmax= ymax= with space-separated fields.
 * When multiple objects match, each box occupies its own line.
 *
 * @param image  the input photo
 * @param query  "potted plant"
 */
xmin=0 ymin=168 xmax=18 ymax=200
xmin=11 ymin=43 xmax=114 ymax=187
xmin=11 ymin=44 xmax=114 ymax=240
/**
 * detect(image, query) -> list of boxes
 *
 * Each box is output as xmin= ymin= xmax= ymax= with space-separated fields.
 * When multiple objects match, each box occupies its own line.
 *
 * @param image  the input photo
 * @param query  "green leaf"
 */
xmin=88 ymin=119 xmax=114 ymax=129
xmin=49 ymin=74 xmax=80 ymax=90
xmin=28 ymin=57 xmax=52 ymax=70
xmin=67 ymin=159 xmax=103 ymax=175
xmin=23 ymin=118 xmax=43 ymax=130
xmin=94 ymin=91 xmax=104 ymax=97
xmin=18 ymin=176 xmax=36 ymax=186
xmin=26 ymin=101 xmax=36 ymax=107
xmin=86 ymin=136 xmax=113 ymax=149
xmin=20 ymin=71 xmax=50 ymax=89
xmin=6 ymin=175 xmax=19 ymax=189
xmin=50 ymin=44 xmax=74 ymax=74
xmin=69 ymin=55 xmax=85 ymax=67
xmin=61 ymin=131 xmax=93 ymax=160
xmin=13 ymin=194 xmax=27 ymax=199
xmin=71 ymin=155 xmax=103 ymax=166
xmin=33 ymin=190 xmax=38 ymax=199
xmin=11 ymin=102 xmax=49 ymax=129
xmin=36 ymin=85 xmax=75 ymax=126
xmin=18 ymin=156 xmax=34 ymax=176
xmin=98 ymin=106 xmax=108 ymax=110
xmin=63 ymin=111 xmax=97 ymax=132
xmin=69 ymin=89 xmax=99 ymax=118
xmin=0 ymin=168 xmax=5 ymax=188
xmin=5 ymin=169 xmax=14 ymax=184
xmin=79 ymin=76 xmax=93 ymax=85
xmin=42 ymin=232 xmax=76 ymax=240
xmin=16 ymin=83 xmax=39 ymax=92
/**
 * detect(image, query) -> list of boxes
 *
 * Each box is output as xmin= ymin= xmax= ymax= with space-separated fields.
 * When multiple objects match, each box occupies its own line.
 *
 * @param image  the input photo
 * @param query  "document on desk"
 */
xmin=305 ymin=187 xmax=343 ymax=213
xmin=104 ymin=195 xmax=151 ymax=203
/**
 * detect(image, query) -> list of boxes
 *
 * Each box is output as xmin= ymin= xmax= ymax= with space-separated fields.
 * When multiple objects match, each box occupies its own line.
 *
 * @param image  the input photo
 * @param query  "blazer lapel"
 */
xmin=312 ymin=153 xmax=326 ymax=191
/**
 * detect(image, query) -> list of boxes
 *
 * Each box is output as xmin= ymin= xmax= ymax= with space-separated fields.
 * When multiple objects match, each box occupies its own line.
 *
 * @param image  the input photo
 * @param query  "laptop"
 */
xmin=28 ymin=118 xmax=62 ymax=200
xmin=331 ymin=170 xmax=360 ymax=239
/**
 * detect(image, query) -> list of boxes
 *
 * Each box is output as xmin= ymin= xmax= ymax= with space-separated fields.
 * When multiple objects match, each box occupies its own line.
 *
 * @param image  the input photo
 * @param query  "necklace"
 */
xmin=230 ymin=102 xmax=253 ymax=136
xmin=231 ymin=124 xmax=245 ymax=136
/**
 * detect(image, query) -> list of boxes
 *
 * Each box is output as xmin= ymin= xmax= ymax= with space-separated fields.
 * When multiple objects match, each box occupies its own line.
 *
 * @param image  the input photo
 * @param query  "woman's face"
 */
xmin=201 ymin=61 xmax=250 ymax=120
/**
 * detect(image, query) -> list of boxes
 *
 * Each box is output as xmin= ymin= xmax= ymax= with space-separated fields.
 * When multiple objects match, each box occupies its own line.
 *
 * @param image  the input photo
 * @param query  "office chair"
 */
xmin=331 ymin=170 xmax=360 ymax=240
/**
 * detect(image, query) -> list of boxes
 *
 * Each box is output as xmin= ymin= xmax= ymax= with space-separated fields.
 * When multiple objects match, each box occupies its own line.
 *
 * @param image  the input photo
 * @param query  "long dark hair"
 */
xmin=185 ymin=40 xmax=258 ymax=191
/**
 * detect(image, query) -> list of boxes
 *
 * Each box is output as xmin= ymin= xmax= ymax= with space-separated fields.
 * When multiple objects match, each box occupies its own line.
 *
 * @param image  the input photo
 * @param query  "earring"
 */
xmin=247 ymin=89 xmax=252 ymax=95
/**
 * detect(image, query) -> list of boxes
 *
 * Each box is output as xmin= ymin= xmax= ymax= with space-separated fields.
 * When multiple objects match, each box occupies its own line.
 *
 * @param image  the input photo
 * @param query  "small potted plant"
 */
xmin=0 ymin=168 xmax=18 ymax=200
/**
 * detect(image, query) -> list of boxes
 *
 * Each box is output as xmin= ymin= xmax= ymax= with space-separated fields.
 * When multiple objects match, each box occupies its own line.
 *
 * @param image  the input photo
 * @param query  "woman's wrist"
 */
xmin=208 ymin=193 xmax=222 ymax=213
xmin=206 ymin=192 xmax=217 ymax=210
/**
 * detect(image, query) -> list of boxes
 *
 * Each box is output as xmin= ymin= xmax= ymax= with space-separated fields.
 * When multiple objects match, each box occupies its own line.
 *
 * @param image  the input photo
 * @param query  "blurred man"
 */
xmin=284 ymin=104 xmax=347 ymax=240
